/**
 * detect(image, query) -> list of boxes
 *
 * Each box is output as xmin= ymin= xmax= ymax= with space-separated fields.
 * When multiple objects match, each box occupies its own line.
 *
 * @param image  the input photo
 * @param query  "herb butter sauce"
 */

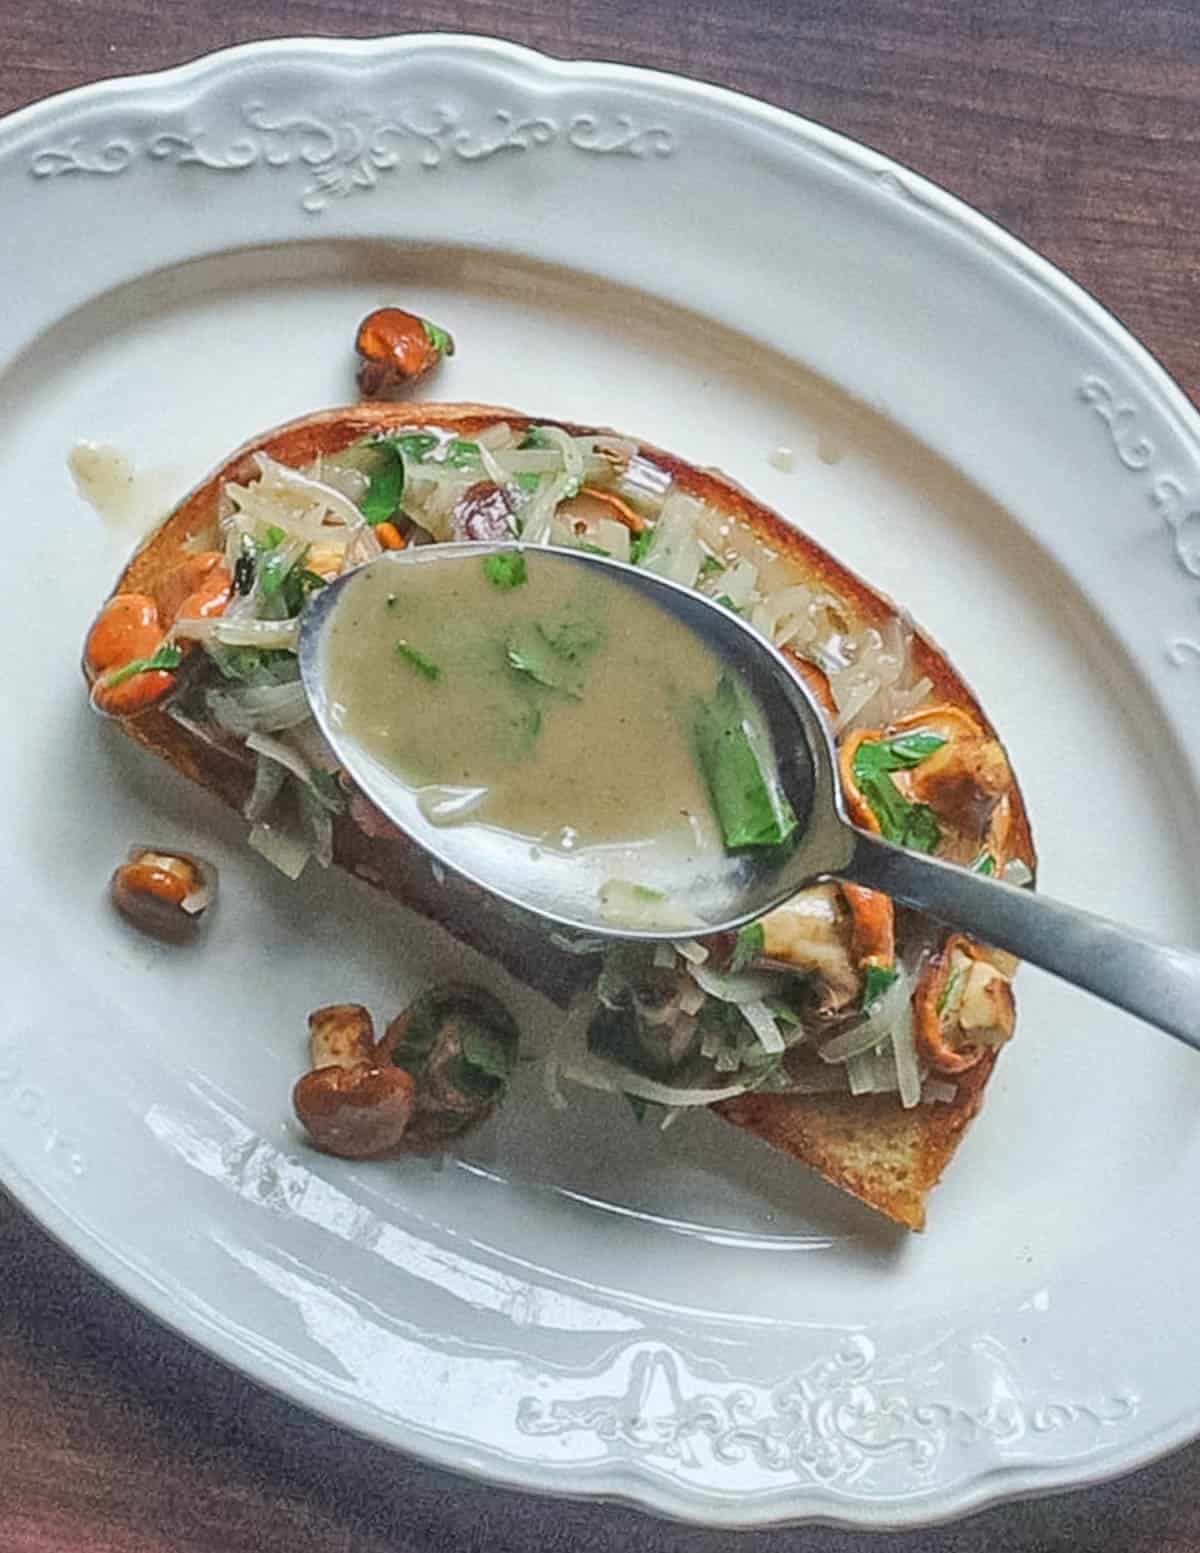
xmin=321 ymin=547 xmax=796 ymax=927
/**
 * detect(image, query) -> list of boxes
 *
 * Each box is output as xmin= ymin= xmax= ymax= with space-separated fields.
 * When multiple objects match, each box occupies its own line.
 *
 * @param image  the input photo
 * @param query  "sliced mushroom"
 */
xmin=758 ymin=885 xmax=861 ymax=1012
xmin=912 ymin=934 xmax=1015 ymax=1074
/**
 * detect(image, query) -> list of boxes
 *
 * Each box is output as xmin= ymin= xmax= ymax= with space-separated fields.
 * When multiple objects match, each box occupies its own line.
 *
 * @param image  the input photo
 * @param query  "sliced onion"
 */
xmin=819 ymin=966 xmax=913 ymax=1063
xmin=890 ymin=1008 xmax=923 ymax=1110
xmin=207 ymin=680 xmax=311 ymax=736
xmin=671 ymin=939 xmax=709 ymax=965
xmin=720 ymin=558 xmax=759 ymax=609
xmin=1004 ymin=858 xmax=1035 ymax=887
xmin=250 ymin=453 xmax=367 ymax=531
xmin=688 ymin=961 xmax=787 ymax=1005
xmin=847 ymin=1051 xmax=878 ymax=1094
xmin=178 ymin=616 xmax=300 ymax=651
xmin=243 ymin=750 xmax=288 ymax=822
xmin=245 ymin=730 xmax=313 ymax=786
xmin=740 ymin=999 xmax=786 ymax=1055
xmin=248 ymin=822 xmax=310 ymax=879
xmin=640 ymin=494 xmax=705 ymax=587
xmin=677 ymin=981 xmax=707 ymax=1017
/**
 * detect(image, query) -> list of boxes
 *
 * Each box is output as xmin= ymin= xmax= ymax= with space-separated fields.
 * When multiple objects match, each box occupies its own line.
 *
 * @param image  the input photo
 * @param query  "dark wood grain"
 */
xmin=4 ymin=3 xmax=1198 ymax=1547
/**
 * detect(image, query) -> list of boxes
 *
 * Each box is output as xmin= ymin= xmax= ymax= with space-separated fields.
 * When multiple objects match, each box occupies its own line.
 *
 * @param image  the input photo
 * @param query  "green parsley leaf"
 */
xmin=362 ymin=444 xmax=405 ymax=524
xmin=461 ymin=1025 xmax=516 ymax=1083
xmin=445 ymin=439 xmax=481 ymax=469
xmin=700 ymin=554 xmax=725 ymax=578
xmin=263 ymin=524 xmax=286 ymax=549
xmin=396 ymin=641 xmax=441 ymax=681
xmin=483 ymin=552 xmax=528 ymax=590
xmin=101 ymin=643 xmax=183 ymax=689
xmin=505 ymin=618 xmax=604 ymax=698
xmin=514 ymin=471 xmax=542 ymax=493
xmin=714 ymin=594 xmax=742 ymax=614
xmin=420 ymin=317 xmax=455 ymax=357
xmin=850 ymin=733 xmax=946 ymax=853
xmin=628 ymin=529 xmax=655 ymax=565
xmin=730 ymin=921 xmax=765 ymax=972
xmin=938 ymin=965 xmax=966 ymax=1017
xmin=972 ymin=852 xmax=997 ymax=876
xmin=390 ymin=432 xmax=439 ymax=462
xmin=632 ymin=884 xmax=666 ymax=902
xmin=519 ymin=427 xmax=553 ymax=450
xmin=693 ymin=674 xmax=798 ymax=849
xmin=763 ymin=997 xmax=804 ymax=1028
xmin=862 ymin=964 xmax=899 ymax=1011
xmin=207 ymin=645 xmax=299 ymax=685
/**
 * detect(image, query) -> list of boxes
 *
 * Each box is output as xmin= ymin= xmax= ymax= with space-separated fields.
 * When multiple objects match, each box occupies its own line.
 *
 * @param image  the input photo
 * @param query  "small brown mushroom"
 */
xmin=110 ymin=846 xmax=217 ymax=941
xmin=379 ymin=985 xmax=519 ymax=1150
xmin=292 ymin=1063 xmax=417 ymax=1159
xmin=355 ymin=307 xmax=454 ymax=398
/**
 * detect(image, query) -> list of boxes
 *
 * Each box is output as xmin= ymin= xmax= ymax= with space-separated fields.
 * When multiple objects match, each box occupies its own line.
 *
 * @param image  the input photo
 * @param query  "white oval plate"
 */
xmin=2 ymin=34 xmax=1199 ymax=1531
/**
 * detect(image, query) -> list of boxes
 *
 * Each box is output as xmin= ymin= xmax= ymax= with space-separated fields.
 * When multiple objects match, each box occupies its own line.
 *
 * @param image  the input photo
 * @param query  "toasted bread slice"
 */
xmin=85 ymin=403 xmax=1034 ymax=1230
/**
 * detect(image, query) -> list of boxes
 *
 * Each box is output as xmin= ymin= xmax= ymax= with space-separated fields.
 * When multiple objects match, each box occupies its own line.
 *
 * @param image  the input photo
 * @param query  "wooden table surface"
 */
xmin=5 ymin=2 xmax=1199 ymax=1548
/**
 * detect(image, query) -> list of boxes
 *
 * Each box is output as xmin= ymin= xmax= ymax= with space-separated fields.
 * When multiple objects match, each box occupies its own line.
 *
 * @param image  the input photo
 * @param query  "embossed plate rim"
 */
xmin=3 ymin=33 xmax=1200 ymax=1530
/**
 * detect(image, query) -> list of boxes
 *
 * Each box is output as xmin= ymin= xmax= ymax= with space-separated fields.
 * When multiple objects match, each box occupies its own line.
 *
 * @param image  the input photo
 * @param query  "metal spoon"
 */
xmin=300 ymin=541 xmax=1200 ymax=1050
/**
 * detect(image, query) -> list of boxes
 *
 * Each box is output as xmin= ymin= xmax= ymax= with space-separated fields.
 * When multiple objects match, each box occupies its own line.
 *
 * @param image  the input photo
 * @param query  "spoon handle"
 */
xmin=843 ymin=829 xmax=1200 ymax=1049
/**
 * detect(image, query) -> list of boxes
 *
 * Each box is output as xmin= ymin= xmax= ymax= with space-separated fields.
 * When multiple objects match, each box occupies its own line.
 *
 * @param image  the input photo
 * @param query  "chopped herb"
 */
xmin=207 ymin=645 xmax=299 ymax=685
xmin=101 ymin=643 xmax=183 ymax=689
xmin=519 ymin=427 xmax=553 ymax=450
xmin=632 ymin=884 xmax=666 ymax=902
xmin=572 ymin=540 xmax=610 ymax=556
xmin=264 ymin=524 xmax=286 ymax=549
xmin=396 ymin=641 xmax=441 ymax=681
xmin=763 ymin=997 xmax=804 ymax=1028
xmin=938 ymin=965 xmax=966 ymax=1017
xmin=714 ymin=594 xmax=742 ymax=614
xmin=461 ymin=1025 xmax=515 ymax=1083
xmin=693 ymin=674 xmax=798 ymax=849
xmin=730 ymin=921 xmax=765 ymax=972
xmin=851 ymin=732 xmax=947 ymax=853
xmin=389 ymin=432 xmax=440 ymax=462
xmin=307 ymin=769 xmax=349 ymax=815
xmin=862 ymin=964 xmax=899 ymax=1011
xmin=386 ymin=593 xmax=398 ymax=610
xmin=628 ymin=529 xmax=655 ymax=565
xmin=514 ymin=471 xmax=542 ymax=493
xmin=541 ymin=618 xmax=605 ymax=661
xmin=420 ymin=318 xmax=455 ymax=357
xmin=445 ymin=438 xmax=481 ymax=469
xmin=362 ymin=443 xmax=405 ymax=524
xmin=505 ymin=617 xmax=603 ymax=698
xmin=700 ymin=554 xmax=725 ymax=578
xmin=483 ymin=552 xmax=528 ymax=590
xmin=259 ymin=546 xmax=326 ymax=619
xmin=624 ymin=1093 xmax=651 ymax=1123
xmin=972 ymin=852 xmax=997 ymax=876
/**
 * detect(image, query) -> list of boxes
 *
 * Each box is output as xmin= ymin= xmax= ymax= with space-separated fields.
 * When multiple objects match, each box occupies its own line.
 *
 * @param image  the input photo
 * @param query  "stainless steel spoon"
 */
xmin=300 ymin=541 xmax=1200 ymax=1049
